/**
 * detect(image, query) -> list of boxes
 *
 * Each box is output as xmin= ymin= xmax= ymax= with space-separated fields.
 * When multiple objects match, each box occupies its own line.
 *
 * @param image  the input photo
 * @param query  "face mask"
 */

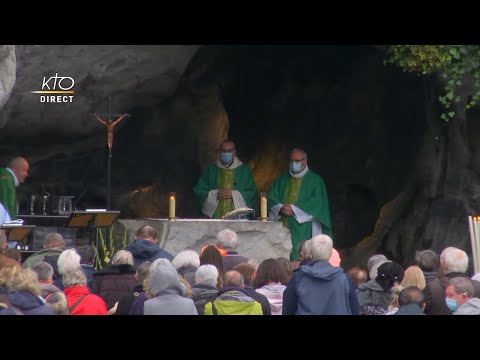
xmin=220 ymin=152 xmax=234 ymax=164
xmin=446 ymin=298 xmax=459 ymax=312
xmin=290 ymin=161 xmax=303 ymax=174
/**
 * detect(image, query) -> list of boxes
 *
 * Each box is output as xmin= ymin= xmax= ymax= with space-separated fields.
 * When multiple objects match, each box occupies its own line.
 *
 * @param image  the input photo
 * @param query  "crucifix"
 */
xmin=90 ymin=97 xmax=130 ymax=210
xmin=93 ymin=113 xmax=128 ymax=157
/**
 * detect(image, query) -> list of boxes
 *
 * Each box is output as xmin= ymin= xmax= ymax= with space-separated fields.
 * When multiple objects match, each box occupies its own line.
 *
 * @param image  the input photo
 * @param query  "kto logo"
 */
xmin=31 ymin=73 xmax=75 ymax=103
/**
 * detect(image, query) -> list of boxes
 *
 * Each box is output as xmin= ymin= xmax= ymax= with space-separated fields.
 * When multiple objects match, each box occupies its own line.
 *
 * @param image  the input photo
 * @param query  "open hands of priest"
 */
xmin=281 ymin=204 xmax=294 ymax=216
xmin=217 ymin=189 xmax=233 ymax=199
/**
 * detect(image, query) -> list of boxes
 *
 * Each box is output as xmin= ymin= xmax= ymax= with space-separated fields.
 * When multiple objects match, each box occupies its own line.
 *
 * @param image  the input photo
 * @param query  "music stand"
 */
xmin=0 ymin=225 xmax=35 ymax=250
xmin=64 ymin=211 xmax=120 ymax=228
xmin=64 ymin=211 xmax=120 ymax=268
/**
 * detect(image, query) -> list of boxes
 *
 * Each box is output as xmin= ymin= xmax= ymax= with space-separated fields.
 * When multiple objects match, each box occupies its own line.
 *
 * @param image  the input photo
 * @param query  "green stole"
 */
xmin=216 ymin=168 xmax=235 ymax=218
xmin=282 ymin=177 xmax=303 ymax=227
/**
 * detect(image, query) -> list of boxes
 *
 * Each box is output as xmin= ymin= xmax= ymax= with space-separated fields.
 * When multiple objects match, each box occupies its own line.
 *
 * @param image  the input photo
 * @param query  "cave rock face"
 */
xmin=0 ymin=45 xmax=201 ymax=137
xmin=0 ymin=45 xmax=16 ymax=125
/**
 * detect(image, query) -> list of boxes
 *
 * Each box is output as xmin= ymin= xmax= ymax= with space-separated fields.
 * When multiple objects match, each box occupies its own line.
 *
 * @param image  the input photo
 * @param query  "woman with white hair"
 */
xmin=63 ymin=267 xmax=108 ymax=315
xmin=92 ymin=250 xmax=137 ymax=310
xmin=171 ymin=249 xmax=200 ymax=287
xmin=191 ymin=265 xmax=219 ymax=315
xmin=216 ymin=229 xmax=248 ymax=271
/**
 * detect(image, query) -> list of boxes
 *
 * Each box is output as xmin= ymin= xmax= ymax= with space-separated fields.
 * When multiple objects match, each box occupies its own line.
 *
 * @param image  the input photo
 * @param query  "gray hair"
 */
xmin=415 ymin=250 xmax=439 ymax=272
xmin=449 ymin=277 xmax=474 ymax=298
xmin=302 ymin=240 xmax=312 ymax=259
xmin=136 ymin=261 xmax=151 ymax=283
xmin=31 ymin=261 xmax=54 ymax=281
xmin=172 ymin=249 xmax=200 ymax=270
xmin=150 ymin=258 xmax=174 ymax=273
xmin=440 ymin=247 xmax=469 ymax=274
xmin=195 ymin=264 xmax=219 ymax=287
xmin=62 ymin=267 xmax=87 ymax=288
xmin=310 ymin=235 xmax=333 ymax=261
xmin=57 ymin=248 xmax=81 ymax=275
xmin=112 ymin=250 xmax=134 ymax=266
xmin=367 ymin=254 xmax=389 ymax=280
xmin=216 ymin=229 xmax=238 ymax=251
xmin=44 ymin=233 xmax=65 ymax=249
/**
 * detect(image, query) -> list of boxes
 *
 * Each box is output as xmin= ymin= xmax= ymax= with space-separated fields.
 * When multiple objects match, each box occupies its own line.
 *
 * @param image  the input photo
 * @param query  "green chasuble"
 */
xmin=268 ymin=169 xmax=332 ymax=260
xmin=0 ymin=167 xmax=18 ymax=220
xmin=193 ymin=162 xmax=257 ymax=219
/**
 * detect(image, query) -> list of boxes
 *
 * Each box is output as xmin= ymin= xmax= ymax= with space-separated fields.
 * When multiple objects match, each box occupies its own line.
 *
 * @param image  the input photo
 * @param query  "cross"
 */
xmin=91 ymin=113 xmax=129 ymax=157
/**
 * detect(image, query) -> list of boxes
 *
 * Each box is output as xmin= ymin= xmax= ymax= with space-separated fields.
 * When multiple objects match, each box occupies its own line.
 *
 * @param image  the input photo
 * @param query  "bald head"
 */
xmin=223 ymin=270 xmax=245 ymax=288
xmin=9 ymin=157 xmax=29 ymax=184
xmin=290 ymin=148 xmax=308 ymax=162
xmin=289 ymin=148 xmax=307 ymax=174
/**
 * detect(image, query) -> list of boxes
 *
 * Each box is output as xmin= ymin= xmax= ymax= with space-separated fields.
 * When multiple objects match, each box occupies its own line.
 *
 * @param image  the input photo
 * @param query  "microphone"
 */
xmin=74 ymin=187 xmax=88 ymax=211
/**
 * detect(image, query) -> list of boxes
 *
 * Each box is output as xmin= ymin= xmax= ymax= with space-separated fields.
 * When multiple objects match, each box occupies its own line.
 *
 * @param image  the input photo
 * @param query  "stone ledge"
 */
xmin=117 ymin=218 xmax=292 ymax=264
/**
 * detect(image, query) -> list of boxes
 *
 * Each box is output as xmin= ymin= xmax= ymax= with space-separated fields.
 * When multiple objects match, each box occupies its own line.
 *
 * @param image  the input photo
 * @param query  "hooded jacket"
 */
xmin=144 ymin=266 xmax=197 ymax=315
xmin=283 ymin=260 xmax=356 ymax=315
xmin=455 ymin=297 xmax=480 ymax=315
xmin=356 ymin=279 xmax=391 ymax=315
xmin=125 ymin=239 xmax=173 ymax=269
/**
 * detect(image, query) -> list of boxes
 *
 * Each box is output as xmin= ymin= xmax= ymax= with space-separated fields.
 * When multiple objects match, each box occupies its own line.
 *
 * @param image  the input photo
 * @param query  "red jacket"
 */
xmin=64 ymin=285 xmax=108 ymax=315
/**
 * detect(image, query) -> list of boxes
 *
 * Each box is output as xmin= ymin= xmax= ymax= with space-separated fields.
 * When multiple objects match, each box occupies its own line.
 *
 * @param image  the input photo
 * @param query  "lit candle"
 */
xmin=260 ymin=192 xmax=267 ymax=221
xmin=169 ymin=192 xmax=176 ymax=220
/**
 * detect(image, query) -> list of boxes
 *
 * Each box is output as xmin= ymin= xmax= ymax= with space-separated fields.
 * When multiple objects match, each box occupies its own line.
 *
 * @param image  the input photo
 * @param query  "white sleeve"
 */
xmin=291 ymin=205 xmax=314 ymax=224
xmin=231 ymin=190 xmax=247 ymax=209
xmin=201 ymin=190 xmax=218 ymax=218
xmin=270 ymin=203 xmax=283 ymax=221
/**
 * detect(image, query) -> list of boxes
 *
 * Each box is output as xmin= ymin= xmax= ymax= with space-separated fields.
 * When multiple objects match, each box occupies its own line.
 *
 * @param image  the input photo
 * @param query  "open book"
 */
xmin=1 ymin=219 xmax=24 ymax=227
xmin=223 ymin=207 xmax=254 ymax=220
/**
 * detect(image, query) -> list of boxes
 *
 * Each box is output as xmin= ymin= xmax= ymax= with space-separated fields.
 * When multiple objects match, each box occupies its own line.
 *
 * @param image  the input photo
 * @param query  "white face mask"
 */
xmin=290 ymin=161 xmax=303 ymax=173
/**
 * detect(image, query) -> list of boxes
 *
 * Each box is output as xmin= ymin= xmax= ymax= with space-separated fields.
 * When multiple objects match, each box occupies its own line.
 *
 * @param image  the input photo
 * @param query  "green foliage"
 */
xmin=385 ymin=45 xmax=480 ymax=121
xmin=92 ymin=225 xmax=128 ymax=269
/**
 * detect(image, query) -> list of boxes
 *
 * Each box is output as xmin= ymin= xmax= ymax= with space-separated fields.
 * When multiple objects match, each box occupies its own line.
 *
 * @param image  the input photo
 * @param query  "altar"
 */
xmin=117 ymin=218 xmax=293 ymax=264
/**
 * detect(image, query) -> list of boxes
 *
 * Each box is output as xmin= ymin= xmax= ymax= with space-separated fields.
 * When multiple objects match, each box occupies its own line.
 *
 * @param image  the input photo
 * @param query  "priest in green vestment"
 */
xmin=268 ymin=148 xmax=332 ymax=260
xmin=0 ymin=157 xmax=30 ymax=220
xmin=193 ymin=140 xmax=257 ymax=219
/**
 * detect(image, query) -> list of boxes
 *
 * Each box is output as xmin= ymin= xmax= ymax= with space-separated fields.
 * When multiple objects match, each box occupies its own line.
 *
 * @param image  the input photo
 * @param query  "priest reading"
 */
xmin=268 ymin=148 xmax=332 ymax=260
xmin=193 ymin=140 xmax=257 ymax=219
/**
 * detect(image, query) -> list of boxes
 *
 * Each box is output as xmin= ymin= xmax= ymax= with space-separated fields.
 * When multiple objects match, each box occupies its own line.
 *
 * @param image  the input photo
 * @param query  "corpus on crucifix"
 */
xmin=93 ymin=113 xmax=128 ymax=156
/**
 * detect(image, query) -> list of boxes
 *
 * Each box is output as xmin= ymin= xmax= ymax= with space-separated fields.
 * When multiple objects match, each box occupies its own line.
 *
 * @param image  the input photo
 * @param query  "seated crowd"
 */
xmin=1 ymin=225 xmax=479 ymax=315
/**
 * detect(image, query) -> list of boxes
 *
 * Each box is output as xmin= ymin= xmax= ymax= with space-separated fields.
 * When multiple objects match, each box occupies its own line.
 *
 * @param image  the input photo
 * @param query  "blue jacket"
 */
xmin=125 ymin=239 xmax=174 ymax=269
xmin=283 ymin=260 xmax=358 ymax=315
xmin=0 ymin=291 xmax=54 ymax=315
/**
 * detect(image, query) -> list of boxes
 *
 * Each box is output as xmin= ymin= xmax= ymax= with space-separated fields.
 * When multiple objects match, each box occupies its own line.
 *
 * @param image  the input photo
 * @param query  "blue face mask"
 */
xmin=290 ymin=161 xmax=303 ymax=174
xmin=220 ymin=152 xmax=234 ymax=165
xmin=446 ymin=298 xmax=459 ymax=312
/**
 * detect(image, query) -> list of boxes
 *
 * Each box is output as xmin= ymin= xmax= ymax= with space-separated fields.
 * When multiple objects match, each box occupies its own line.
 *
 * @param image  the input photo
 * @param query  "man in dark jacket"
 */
xmin=283 ymin=234 xmax=358 ymax=315
xmin=125 ymin=225 xmax=173 ymax=269
xmin=423 ymin=246 xmax=480 ymax=315
xmin=395 ymin=286 xmax=425 ymax=315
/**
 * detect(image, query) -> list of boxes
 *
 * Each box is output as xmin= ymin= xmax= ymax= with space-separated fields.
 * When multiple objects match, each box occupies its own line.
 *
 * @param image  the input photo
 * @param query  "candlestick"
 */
xmin=169 ymin=192 xmax=176 ymax=221
xmin=260 ymin=192 xmax=268 ymax=222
